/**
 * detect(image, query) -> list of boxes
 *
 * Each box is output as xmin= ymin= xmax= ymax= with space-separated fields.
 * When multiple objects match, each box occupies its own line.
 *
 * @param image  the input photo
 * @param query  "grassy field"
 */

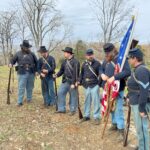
xmin=0 ymin=66 xmax=137 ymax=150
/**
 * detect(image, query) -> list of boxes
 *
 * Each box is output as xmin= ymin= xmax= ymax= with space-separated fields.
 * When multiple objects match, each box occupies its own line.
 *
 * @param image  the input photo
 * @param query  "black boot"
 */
xmin=109 ymin=124 xmax=117 ymax=131
xmin=80 ymin=117 xmax=90 ymax=123
xmin=117 ymin=129 xmax=124 ymax=141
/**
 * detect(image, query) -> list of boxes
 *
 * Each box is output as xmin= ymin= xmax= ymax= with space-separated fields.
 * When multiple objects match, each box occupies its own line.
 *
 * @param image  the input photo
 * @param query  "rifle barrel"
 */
xmin=7 ymin=68 xmax=12 ymax=104
xmin=54 ymin=79 xmax=58 ymax=111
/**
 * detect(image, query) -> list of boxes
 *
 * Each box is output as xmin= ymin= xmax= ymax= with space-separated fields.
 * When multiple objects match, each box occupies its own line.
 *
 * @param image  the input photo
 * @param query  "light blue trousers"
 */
xmin=84 ymin=85 xmax=101 ymax=119
xmin=111 ymin=91 xmax=125 ymax=129
xmin=131 ymin=104 xmax=150 ymax=150
xmin=41 ymin=78 xmax=55 ymax=106
xmin=18 ymin=73 xmax=35 ymax=104
xmin=57 ymin=82 xmax=78 ymax=112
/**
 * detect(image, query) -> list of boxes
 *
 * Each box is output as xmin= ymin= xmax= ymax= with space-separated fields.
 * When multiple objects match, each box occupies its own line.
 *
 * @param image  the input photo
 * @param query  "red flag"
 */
xmin=101 ymin=64 xmax=120 ymax=117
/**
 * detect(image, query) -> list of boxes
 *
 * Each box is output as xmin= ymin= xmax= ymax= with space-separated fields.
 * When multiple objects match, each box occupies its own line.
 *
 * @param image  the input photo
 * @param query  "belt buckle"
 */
xmin=85 ymin=78 xmax=90 ymax=82
xmin=26 ymin=64 xmax=29 ymax=70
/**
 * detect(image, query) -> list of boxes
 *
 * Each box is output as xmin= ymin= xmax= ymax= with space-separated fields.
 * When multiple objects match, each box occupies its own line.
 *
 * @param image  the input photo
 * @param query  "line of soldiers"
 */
xmin=9 ymin=40 xmax=150 ymax=150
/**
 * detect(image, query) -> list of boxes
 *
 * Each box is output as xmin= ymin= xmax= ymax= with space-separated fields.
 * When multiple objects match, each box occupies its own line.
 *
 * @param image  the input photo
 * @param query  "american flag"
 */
xmin=101 ymin=19 xmax=135 ymax=117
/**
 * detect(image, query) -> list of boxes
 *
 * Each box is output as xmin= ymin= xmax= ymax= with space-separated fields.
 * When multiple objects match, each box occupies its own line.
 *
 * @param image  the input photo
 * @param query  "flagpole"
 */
xmin=120 ymin=14 xmax=138 ymax=72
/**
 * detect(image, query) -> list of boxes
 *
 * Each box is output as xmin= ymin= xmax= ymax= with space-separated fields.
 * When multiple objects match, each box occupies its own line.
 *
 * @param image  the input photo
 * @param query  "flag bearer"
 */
xmin=100 ymin=43 xmax=131 ymax=140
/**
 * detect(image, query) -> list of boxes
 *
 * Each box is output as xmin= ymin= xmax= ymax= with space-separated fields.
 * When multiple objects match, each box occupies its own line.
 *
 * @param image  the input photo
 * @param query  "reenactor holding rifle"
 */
xmin=9 ymin=40 xmax=38 ymax=106
xmin=127 ymin=47 xmax=150 ymax=150
xmin=37 ymin=46 xmax=56 ymax=107
xmin=54 ymin=47 xmax=80 ymax=115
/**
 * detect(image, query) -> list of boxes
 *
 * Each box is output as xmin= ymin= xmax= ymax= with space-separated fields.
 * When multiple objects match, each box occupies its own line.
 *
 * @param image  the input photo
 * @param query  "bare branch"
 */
xmin=91 ymin=0 xmax=133 ymax=43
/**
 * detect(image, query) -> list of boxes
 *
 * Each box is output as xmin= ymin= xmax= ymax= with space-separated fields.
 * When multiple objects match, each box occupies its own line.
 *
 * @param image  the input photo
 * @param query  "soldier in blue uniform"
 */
xmin=54 ymin=47 xmax=80 ymax=115
xmin=127 ymin=48 xmax=150 ymax=150
xmin=37 ymin=46 xmax=56 ymax=107
xmin=79 ymin=49 xmax=101 ymax=125
xmin=9 ymin=40 xmax=38 ymax=106
xmin=100 ymin=43 xmax=131 ymax=139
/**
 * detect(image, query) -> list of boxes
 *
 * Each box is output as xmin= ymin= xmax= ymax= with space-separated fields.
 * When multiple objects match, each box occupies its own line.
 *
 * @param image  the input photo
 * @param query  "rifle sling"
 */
xmin=42 ymin=56 xmax=52 ymax=69
xmin=86 ymin=61 xmax=98 ymax=79
xmin=66 ymin=60 xmax=74 ymax=76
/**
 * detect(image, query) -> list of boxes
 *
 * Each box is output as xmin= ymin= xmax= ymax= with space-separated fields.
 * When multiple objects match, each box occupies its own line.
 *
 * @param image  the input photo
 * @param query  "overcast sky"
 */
xmin=1 ymin=0 xmax=150 ymax=44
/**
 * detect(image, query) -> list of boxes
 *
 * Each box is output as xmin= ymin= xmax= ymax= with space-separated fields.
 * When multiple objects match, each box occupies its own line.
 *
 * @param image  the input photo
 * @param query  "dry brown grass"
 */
xmin=0 ymin=66 xmax=137 ymax=150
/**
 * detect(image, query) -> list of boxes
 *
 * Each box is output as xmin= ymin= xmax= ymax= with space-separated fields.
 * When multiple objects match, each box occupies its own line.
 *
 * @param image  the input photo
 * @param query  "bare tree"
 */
xmin=15 ymin=10 xmax=30 ymax=41
xmin=47 ymin=24 xmax=72 ymax=52
xmin=20 ymin=0 xmax=69 ymax=50
xmin=0 ymin=11 xmax=17 ymax=64
xmin=91 ymin=0 xmax=133 ymax=43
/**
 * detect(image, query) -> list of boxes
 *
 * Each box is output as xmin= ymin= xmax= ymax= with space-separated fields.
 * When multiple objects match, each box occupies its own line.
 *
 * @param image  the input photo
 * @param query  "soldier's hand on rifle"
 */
xmin=35 ymin=72 xmax=39 ymax=76
xmin=71 ymin=84 xmax=75 ymax=89
xmin=40 ymin=73 xmax=46 ymax=78
xmin=42 ymin=69 xmax=48 ymax=74
xmin=53 ymin=74 xmax=57 ymax=79
xmin=107 ymin=76 xmax=115 ymax=83
xmin=75 ymin=82 xmax=80 ymax=87
xmin=8 ymin=64 xmax=13 ymax=68
xmin=126 ymin=97 xmax=129 ymax=102
xmin=101 ymin=74 xmax=108 ymax=81
xmin=140 ymin=112 xmax=147 ymax=118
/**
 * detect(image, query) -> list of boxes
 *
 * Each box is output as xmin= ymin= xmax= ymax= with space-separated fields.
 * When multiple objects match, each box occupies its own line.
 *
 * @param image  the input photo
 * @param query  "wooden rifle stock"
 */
xmin=76 ymin=87 xmax=83 ymax=119
xmin=7 ymin=68 xmax=12 ymax=104
xmin=123 ymin=102 xmax=131 ymax=147
xmin=75 ymin=62 xmax=83 ymax=120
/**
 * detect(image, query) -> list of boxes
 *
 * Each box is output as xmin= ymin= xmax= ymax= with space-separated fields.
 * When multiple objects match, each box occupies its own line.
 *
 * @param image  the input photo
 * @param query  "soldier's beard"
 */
xmin=22 ymin=48 xmax=30 ymax=54
xmin=86 ymin=56 xmax=94 ymax=61
xmin=43 ymin=53 xmax=48 ymax=58
xmin=88 ymin=58 xmax=93 ymax=61
xmin=105 ymin=55 xmax=114 ymax=62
